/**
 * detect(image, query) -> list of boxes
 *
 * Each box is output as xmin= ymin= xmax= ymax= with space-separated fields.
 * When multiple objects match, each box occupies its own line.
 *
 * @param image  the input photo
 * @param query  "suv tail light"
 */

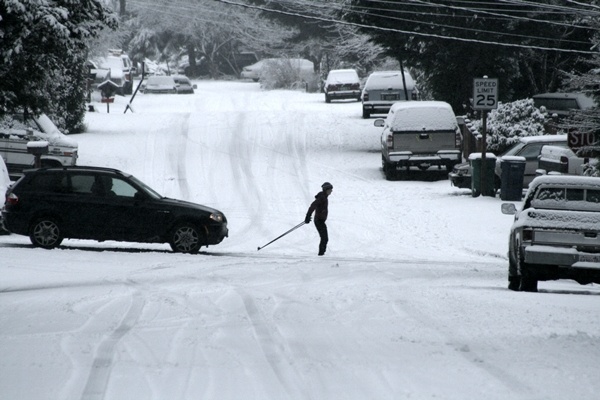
xmin=560 ymin=156 xmax=569 ymax=165
xmin=363 ymin=91 xmax=369 ymax=101
xmin=6 ymin=192 xmax=18 ymax=206
xmin=387 ymin=134 xmax=393 ymax=149
xmin=522 ymin=228 xmax=533 ymax=242
xmin=455 ymin=130 xmax=462 ymax=148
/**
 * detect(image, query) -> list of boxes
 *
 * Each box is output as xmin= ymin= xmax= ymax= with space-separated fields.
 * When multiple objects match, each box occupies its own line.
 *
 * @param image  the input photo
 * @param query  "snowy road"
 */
xmin=1 ymin=81 xmax=599 ymax=400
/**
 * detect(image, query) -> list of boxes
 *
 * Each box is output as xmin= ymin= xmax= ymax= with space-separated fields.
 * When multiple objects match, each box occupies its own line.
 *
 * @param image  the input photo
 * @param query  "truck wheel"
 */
xmin=169 ymin=223 xmax=203 ymax=253
xmin=383 ymin=161 xmax=395 ymax=180
xmin=519 ymin=272 xmax=538 ymax=292
xmin=508 ymin=276 xmax=521 ymax=291
xmin=29 ymin=217 xmax=63 ymax=249
xmin=362 ymin=108 xmax=370 ymax=119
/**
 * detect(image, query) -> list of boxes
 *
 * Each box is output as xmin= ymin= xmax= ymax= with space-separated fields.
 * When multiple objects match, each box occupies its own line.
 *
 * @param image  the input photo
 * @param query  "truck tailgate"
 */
xmin=393 ymin=130 xmax=456 ymax=153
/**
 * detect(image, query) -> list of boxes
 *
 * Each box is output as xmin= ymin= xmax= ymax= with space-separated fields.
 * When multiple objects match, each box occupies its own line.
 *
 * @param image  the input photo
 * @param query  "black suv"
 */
xmin=1 ymin=166 xmax=228 ymax=253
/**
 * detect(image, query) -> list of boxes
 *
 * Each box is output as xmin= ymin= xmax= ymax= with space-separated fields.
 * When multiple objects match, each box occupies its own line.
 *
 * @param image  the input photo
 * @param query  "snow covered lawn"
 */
xmin=1 ymin=81 xmax=599 ymax=400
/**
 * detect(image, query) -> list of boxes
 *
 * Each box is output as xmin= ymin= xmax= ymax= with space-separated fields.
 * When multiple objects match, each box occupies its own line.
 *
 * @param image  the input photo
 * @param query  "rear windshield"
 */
xmin=532 ymin=187 xmax=600 ymax=211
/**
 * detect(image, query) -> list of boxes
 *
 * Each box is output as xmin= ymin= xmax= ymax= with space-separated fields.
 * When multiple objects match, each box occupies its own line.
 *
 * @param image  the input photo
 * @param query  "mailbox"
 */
xmin=27 ymin=140 xmax=49 ymax=168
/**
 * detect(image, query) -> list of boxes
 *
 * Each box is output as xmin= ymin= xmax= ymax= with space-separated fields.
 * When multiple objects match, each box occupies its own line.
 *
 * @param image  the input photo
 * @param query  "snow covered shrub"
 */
xmin=468 ymin=98 xmax=548 ymax=154
xmin=259 ymin=59 xmax=317 ymax=92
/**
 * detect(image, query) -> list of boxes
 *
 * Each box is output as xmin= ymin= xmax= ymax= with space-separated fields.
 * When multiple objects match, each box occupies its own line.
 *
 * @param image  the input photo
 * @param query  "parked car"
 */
xmin=533 ymin=92 xmax=596 ymax=119
xmin=375 ymin=101 xmax=462 ymax=180
xmin=0 ymin=113 xmax=78 ymax=180
xmin=361 ymin=70 xmax=419 ymax=118
xmin=143 ymin=75 xmax=178 ymax=94
xmin=1 ymin=166 xmax=228 ymax=253
xmin=240 ymin=58 xmax=314 ymax=83
xmin=173 ymin=75 xmax=197 ymax=94
xmin=501 ymin=175 xmax=600 ymax=292
xmin=449 ymin=135 xmax=568 ymax=190
xmin=323 ymin=69 xmax=361 ymax=103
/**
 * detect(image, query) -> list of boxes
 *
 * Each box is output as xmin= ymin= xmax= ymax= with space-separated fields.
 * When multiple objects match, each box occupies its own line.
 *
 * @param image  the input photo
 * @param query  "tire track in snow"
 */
xmin=80 ymin=289 xmax=145 ymax=400
xmin=237 ymin=289 xmax=311 ymax=400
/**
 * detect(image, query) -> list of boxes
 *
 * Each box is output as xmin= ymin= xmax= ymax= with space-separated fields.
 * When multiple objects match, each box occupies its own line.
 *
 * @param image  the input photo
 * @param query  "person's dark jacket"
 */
xmin=306 ymin=191 xmax=329 ymax=221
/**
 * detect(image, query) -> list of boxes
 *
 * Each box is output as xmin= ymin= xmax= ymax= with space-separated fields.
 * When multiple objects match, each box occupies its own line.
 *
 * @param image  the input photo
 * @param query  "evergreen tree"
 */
xmin=0 ymin=0 xmax=117 ymax=133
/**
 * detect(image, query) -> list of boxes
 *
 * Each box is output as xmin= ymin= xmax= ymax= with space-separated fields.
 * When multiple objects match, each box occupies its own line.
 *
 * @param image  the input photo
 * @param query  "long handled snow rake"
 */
xmin=257 ymin=221 xmax=307 ymax=251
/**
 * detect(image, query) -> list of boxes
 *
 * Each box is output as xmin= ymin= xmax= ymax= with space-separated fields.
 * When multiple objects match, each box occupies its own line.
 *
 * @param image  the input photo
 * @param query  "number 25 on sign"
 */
xmin=473 ymin=78 xmax=498 ymax=110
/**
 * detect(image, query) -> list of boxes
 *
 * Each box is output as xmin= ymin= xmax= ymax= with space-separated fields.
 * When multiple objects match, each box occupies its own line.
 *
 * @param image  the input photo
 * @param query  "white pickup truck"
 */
xmin=537 ymin=145 xmax=595 ymax=176
xmin=502 ymin=175 xmax=600 ymax=292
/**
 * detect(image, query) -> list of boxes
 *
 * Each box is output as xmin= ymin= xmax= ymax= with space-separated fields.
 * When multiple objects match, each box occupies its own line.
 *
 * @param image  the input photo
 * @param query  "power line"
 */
xmin=211 ymin=0 xmax=598 ymax=54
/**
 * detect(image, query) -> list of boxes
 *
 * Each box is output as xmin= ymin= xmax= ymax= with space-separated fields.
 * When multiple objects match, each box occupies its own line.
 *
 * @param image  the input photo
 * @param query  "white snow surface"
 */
xmin=1 ymin=81 xmax=599 ymax=400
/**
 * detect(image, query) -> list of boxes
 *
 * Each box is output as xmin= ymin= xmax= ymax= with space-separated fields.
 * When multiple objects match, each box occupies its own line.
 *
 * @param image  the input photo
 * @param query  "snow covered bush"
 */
xmin=468 ymin=98 xmax=548 ymax=154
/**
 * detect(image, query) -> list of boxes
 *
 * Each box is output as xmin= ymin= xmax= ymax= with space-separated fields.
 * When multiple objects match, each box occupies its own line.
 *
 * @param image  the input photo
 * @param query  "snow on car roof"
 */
xmin=528 ymin=174 xmax=600 ymax=189
xmin=519 ymin=134 xmax=567 ymax=143
xmin=386 ymin=101 xmax=457 ymax=131
xmin=364 ymin=70 xmax=416 ymax=90
xmin=326 ymin=69 xmax=359 ymax=83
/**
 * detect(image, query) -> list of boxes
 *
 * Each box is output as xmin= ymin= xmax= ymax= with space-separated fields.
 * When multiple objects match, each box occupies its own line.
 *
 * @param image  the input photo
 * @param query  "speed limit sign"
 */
xmin=473 ymin=77 xmax=498 ymax=110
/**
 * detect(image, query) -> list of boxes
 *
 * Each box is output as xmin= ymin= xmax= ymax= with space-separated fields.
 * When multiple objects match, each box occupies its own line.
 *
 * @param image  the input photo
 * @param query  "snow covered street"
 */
xmin=1 ymin=81 xmax=599 ymax=400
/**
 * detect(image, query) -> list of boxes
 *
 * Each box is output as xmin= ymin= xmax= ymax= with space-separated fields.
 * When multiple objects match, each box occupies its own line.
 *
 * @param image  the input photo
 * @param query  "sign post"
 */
xmin=472 ymin=76 xmax=499 ymax=197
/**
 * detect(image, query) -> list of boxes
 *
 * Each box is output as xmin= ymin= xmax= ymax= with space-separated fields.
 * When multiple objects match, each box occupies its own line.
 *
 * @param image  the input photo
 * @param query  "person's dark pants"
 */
xmin=314 ymin=219 xmax=328 ymax=255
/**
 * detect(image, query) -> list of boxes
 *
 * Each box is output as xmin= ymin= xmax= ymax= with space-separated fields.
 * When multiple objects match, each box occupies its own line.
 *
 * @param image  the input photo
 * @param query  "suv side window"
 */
xmin=70 ymin=174 xmax=96 ymax=195
xmin=112 ymin=177 xmax=138 ymax=198
xmin=23 ymin=172 xmax=68 ymax=193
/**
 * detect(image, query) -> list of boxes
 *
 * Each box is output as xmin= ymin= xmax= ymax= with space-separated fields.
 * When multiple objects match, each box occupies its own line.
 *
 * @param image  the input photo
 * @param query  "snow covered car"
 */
xmin=323 ymin=69 xmax=361 ymax=103
xmin=173 ymin=75 xmax=197 ymax=94
xmin=502 ymin=175 xmax=600 ymax=292
xmin=143 ymin=75 xmax=178 ymax=94
xmin=449 ymin=135 xmax=568 ymax=190
xmin=0 ymin=113 xmax=78 ymax=179
xmin=533 ymin=92 xmax=596 ymax=119
xmin=361 ymin=70 xmax=419 ymax=118
xmin=1 ymin=166 xmax=228 ymax=253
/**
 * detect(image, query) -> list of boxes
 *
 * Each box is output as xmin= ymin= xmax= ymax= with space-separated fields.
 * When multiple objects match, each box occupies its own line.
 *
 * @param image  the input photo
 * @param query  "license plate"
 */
xmin=382 ymin=93 xmax=398 ymax=101
xmin=579 ymin=254 xmax=600 ymax=262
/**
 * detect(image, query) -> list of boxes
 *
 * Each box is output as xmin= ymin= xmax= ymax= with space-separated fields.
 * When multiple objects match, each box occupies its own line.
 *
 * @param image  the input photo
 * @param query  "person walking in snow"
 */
xmin=305 ymin=182 xmax=333 ymax=256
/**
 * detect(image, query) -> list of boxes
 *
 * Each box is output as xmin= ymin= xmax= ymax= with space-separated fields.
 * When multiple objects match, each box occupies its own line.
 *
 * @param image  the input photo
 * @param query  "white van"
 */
xmin=361 ymin=70 xmax=419 ymax=118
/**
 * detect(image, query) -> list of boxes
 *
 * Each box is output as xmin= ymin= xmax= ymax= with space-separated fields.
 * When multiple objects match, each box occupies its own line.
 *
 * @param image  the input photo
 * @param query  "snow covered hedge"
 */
xmin=467 ymin=98 xmax=548 ymax=154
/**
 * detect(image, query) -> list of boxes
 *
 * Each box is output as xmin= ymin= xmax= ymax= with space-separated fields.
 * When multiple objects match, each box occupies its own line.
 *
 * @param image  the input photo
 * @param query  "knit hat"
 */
xmin=321 ymin=182 xmax=333 ymax=190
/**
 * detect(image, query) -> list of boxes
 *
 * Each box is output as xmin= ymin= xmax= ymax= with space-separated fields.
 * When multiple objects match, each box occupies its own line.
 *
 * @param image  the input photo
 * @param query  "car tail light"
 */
xmin=411 ymin=91 xmax=418 ymax=100
xmin=455 ymin=130 xmax=461 ymax=148
xmin=363 ymin=91 xmax=369 ymax=101
xmin=387 ymin=134 xmax=393 ymax=149
xmin=6 ymin=192 xmax=18 ymax=206
xmin=560 ymin=156 xmax=569 ymax=165
xmin=522 ymin=228 xmax=533 ymax=242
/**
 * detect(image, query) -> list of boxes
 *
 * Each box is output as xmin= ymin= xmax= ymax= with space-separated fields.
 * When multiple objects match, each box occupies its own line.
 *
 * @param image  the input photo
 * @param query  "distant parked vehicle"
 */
xmin=173 ymin=75 xmax=197 ymax=94
xmin=361 ymin=70 xmax=419 ymax=118
xmin=0 ymin=113 xmax=78 ymax=180
xmin=323 ymin=69 xmax=361 ymax=103
xmin=91 ymin=51 xmax=136 ymax=95
xmin=533 ymin=92 xmax=596 ymax=119
xmin=376 ymin=101 xmax=461 ymax=180
xmin=502 ymin=175 xmax=600 ymax=292
xmin=449 ymin=135 xmax=568 ymax=190
xmin=143 ymin=75 xmax=177 ymax=94
xmin=1 ymin=166 xmax=229 ymax=253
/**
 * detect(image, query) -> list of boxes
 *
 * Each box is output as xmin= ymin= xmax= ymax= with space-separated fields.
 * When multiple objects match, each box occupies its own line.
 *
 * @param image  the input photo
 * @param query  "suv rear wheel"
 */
xmin=169 ymin=223 xmax=204 ymax=253
xmin=29 ymin=217 xmax=63 ymax=249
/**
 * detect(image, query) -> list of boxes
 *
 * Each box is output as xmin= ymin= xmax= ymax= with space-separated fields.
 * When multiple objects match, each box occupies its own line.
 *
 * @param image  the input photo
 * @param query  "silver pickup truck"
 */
xmin=502 ymin=175 xmax=600 ymax=292
xmin=375 ymin=101 xmax=462 ymax=180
